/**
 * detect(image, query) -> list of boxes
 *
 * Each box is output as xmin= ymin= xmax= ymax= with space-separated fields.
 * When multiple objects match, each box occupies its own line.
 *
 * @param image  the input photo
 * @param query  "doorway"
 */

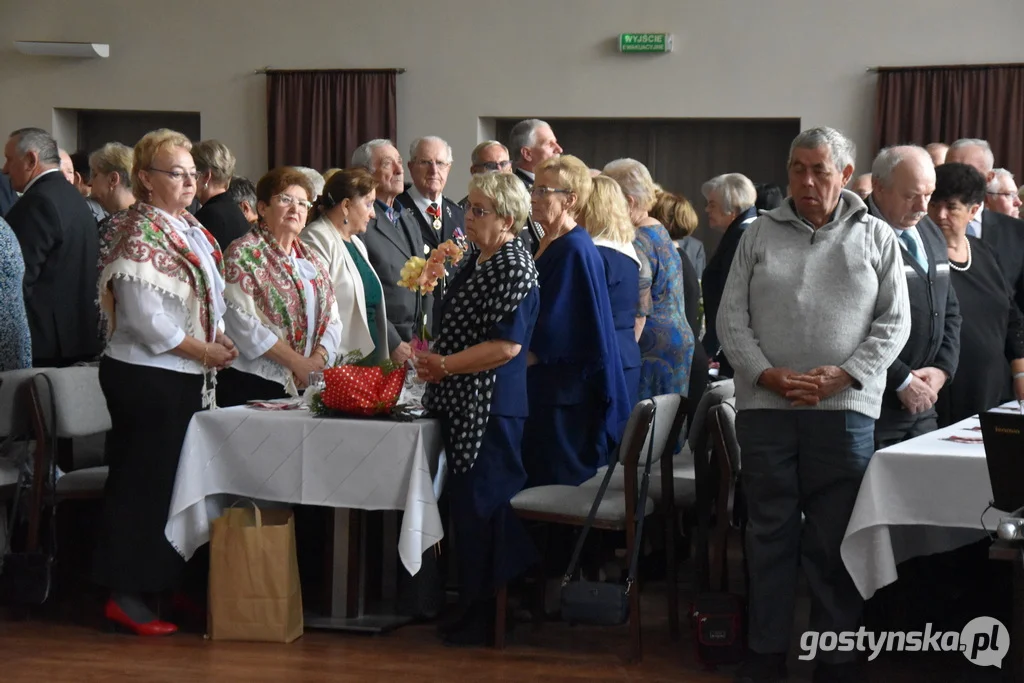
xmin=75 ymin=110 xmax=201 ymax=156
xmin=494 ymin=117 xmax=800 ymax=254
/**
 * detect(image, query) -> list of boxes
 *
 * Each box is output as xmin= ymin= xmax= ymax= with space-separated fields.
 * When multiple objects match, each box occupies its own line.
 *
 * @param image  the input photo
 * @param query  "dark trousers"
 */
xmin=737 ymin=409 xmax=875 ymax=663
xmin=93 ymin=357 xmax=203 ymax=593
xmin=874 ymin=406 xmax=937 ymax=450
xmin=216 ymin=367 xmax=288 ymax=407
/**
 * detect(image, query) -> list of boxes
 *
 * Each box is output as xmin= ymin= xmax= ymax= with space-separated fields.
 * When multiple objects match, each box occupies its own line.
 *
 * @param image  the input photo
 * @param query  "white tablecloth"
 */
xmin=841 ymin=406 xmax=1013 ymax=600
xmin=165 ymin=406 xmax=446 ymax=575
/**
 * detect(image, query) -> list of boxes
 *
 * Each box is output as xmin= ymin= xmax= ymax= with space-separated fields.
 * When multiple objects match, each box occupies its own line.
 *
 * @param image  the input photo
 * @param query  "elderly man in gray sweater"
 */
xmin=719 ymin=127 xmax=910 ymax=683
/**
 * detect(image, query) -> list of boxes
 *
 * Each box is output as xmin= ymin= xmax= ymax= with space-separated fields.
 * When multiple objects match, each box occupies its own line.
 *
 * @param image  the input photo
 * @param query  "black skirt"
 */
xmin=216 ymin=367 xmax=288 ymax=407
xmin=92 ymin=356 xmax=204 ymax=593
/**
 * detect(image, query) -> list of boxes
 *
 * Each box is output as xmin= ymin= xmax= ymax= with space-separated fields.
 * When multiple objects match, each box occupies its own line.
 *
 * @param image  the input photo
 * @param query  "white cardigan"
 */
xmin=300 ymin=216 xmax=390 ymax=363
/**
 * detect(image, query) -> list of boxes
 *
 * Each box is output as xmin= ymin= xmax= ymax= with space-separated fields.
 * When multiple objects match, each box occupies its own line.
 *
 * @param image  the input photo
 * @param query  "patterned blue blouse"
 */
xmin=634 ymin=222 xmax=694 ymax=398
xmin=0 ymin=218 xmax=31 ymax=370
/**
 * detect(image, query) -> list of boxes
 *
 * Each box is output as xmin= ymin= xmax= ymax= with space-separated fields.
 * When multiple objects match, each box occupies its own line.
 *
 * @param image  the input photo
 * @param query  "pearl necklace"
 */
xmin=948 ymin=239 xmax=972 ymax=272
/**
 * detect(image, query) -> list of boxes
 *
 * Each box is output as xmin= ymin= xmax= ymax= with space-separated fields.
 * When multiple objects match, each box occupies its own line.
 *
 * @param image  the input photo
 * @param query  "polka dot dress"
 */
xmin=425 ymin=240 xmax=539 ymax=473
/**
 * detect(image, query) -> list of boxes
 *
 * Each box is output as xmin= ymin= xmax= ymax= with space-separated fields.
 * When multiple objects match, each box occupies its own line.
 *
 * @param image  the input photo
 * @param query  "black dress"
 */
xmin=937 ymin=237 xmax=1024 ymax=426
xmin=194 ymin=192 xmax=251 ymax=251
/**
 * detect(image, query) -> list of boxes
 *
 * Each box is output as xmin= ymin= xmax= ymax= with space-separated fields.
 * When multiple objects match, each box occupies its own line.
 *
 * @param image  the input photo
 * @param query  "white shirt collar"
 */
xmin=406 ymin=185 xmax=444 ymax=223
xmin=518 ymin=168 xmax=535 ymax=182
xmin=21 ymin=167 xmax=61 ymax=194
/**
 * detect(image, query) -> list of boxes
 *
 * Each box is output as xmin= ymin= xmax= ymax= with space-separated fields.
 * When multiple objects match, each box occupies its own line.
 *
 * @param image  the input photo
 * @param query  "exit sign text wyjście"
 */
xmin=619 ymin=33 xmax=673 ymax=53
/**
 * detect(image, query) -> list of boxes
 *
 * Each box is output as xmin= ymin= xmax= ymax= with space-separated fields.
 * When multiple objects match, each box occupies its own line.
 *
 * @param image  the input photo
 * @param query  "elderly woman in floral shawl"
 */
xmin=95 ymin=129 xmax=238 ymax=636
xmin=218 ymin=167 xmax=342 ymax=405
xmin=416 ymin=172 xmax=540 ymax=646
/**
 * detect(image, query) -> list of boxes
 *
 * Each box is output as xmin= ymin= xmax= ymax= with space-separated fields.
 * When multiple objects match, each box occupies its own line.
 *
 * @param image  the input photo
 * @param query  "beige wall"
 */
xmin=2 ymin=0 xmax=1022 ymax=192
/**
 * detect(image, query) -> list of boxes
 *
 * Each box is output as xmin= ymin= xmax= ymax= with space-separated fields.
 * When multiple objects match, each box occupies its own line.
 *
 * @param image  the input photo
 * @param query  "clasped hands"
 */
xmin=759 ymin=366 xmax=854 ymax=407
xmin=897 ymin=367 xmax=946 ymax=415
xmin=205 ymin=332 xmax=239 ymax=370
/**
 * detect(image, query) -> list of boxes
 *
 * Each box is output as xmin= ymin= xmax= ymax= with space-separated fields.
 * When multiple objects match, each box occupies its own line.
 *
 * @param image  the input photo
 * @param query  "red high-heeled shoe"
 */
xmin=104 ymin=598 xmax=178 ymax=636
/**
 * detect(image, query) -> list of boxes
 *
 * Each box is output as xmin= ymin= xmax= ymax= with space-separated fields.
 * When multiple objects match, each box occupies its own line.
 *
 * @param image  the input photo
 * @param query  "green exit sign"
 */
xmin=619 ymin=33 xmax=673 ymax=53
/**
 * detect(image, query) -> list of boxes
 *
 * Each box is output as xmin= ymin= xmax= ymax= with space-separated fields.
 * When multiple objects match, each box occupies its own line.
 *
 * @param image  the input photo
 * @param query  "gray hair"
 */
xmin=9 ymin=127 xmax=60 ymax=165
xmin=603 ymin=158 xmax=658 ymax=212
xmin=228 ymin=175 xmax=256 ymax=208
xmin=788 ymin=126 xmax=855 ymax=172
xmin=467 ymin=172 xmax=531 ymax=234
xmin=870 ymin=145 xmax=933 ymax=188
xmin=700 ymin=173 xmax=757 ymax=214
xmin=350 ymin=138 xmax=394 ymax=172
xmin=409 ymin=136 xmax=453 ymax=164
xmin=950 ymin=138 xmax=995 ymax=172
xmin=191 ymin=139 xmax=236 ymax=184
xmin=89 ymin=142 xmax=133 ymax=188
xmin=508 ymin=119 xmax=550 ymax=163
xmin=293 ymin=166 xmax=325 ymax=198
xmin=470 ymin=140 xmax=508 ymax=166
xmin=988 ymin=168 xmax=1016 ymax=192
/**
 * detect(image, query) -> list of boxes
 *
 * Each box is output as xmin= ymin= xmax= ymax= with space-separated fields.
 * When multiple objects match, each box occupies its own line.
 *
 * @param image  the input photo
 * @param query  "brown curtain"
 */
xmin=266 ymin=69 xmax=398 ymax=170
xmin=873 ymin=65 xmax=1024 ymax=178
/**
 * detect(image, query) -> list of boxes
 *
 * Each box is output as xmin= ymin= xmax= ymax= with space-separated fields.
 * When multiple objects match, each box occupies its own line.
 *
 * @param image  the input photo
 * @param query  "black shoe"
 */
xmin=734 ymin=652 xmax=787 ymax=683
xmin=812 ymin=661 xmax=863 ymax=683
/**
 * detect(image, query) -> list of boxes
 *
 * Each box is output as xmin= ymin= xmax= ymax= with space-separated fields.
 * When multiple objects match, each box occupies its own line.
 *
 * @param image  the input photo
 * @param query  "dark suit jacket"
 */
xmin=4 ymin=171 xmax=102 ymax=364
xmin=980 ymin=209 xmax=1024 ymax=314
xmin=195 ymin=191 xmax=251 ymax=251
xmin=514 ymin=168 xmax=543 ymax=256
xmin=396 ymin=191 xmax=464 ymax=336
xmin=867 ymin=203 xmax=961 ymax=414
xmin=361 ymin=200 xmax=432 ymax=349
xmin=0 ymin=174 xmax=18 ymax=217
xmin=702 ymin=206 xmax=757 ymax=359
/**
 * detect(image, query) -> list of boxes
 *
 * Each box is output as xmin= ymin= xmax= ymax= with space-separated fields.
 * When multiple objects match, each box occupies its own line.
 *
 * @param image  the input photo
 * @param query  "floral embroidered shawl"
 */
xmin=99 ymin=202 xmax=224 ymax=343
xmin=223 ymin=225 xmax=336 ymax=388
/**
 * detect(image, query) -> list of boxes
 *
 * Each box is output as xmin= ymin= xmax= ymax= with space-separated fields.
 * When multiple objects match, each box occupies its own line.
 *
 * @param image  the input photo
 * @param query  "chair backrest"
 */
xmin=32 ymin=367 xmax=112 ymax=439
xmin=711 ymin=398 xmax=740 ymax=472
xmin=617 ymin=399 xmax=656 ymax=469
xmin=0 ymin=368 xmax=45 ymax=439
xmin=688 ymin=379 xmax=734 ymax=451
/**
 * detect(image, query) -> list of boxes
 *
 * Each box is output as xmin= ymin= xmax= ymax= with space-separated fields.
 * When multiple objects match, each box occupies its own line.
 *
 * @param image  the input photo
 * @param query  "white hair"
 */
xmin=350 ymin=139 xmax=394 ymax=172
xmin=988 ymin=168 xmax=1016 ymax=192
xmin=293 ymin=166 xmax=325 ymax=198
xmin=701 ymin=173 xmax=757 ymax=214
xmin=508 ymin=119 xmax=550 ymax=163
xmin=788 ymin=127 xmax=856 ymax=172
xmin=602 ymin=158 xmax=658 ymax=212
xmin=9 ymin=127 xmax=59 ymax=165
xmin=949 ymin=138 xmax=995 ymax=172
xmin=870 ymin=145 xmax=934 ymax=188
xmin=408 ymin=136 xmax=452 ymax=164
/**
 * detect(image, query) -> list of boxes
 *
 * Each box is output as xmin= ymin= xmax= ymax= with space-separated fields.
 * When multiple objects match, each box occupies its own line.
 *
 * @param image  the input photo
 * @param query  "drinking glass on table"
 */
xmin=307 ymin=370 xmax=325 ymax=392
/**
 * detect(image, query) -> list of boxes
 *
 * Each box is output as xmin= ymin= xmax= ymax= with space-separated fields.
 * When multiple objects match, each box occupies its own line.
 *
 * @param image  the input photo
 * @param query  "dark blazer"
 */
xmin=396 ymin=191 xmax=464 ymax=336
xmin=361 ymin=200 xmax=432 ymax=350
xmin=980 ymin=209 xmax=1024 ymax=314
xmin=514 ymin=168 xmax=543 ymax=256
xmin=0 ymin=173 xmax=19 ymax=216
xmin=702 ymin=206 xmax=757 ymax=359
xmin=4 ymin=171 xmax=102 ymax=364
xmin=195 ymin=191 xmax=251 ymax=251
xmin=677 ymin=247 xmax=709 ymax=408
xmin=867 ymin=203 xmax=962 ymax=413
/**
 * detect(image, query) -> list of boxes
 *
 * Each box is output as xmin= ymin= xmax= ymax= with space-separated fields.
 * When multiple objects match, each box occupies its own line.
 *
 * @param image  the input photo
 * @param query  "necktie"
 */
xmin=899 ymin=230 xmax=928 ymax=271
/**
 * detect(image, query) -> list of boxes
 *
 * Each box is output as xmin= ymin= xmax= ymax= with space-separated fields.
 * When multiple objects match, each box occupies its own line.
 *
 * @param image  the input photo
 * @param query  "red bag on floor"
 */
xmin=320 ymin=364 xmax=408 ymax=416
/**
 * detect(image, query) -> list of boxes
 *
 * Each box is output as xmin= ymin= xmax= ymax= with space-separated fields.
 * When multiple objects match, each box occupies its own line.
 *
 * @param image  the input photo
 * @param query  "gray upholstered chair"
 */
xmin=708 ymin=397 xmax=743 ymax=592
xmin=0 ymin=369 xmax=45 ymax=554
xmin=577 ymin=393 xmax=691 ymax=638
xmin=689 ymin=380 xmax=735 ymax=592
xmin=495 ymin=396 xmax=684 ymax=662
xmin=26 ymin=367 xmax=110 ymax=551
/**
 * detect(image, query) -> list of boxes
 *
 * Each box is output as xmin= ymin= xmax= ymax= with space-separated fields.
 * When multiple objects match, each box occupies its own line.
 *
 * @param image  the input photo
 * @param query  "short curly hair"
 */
xmin=931 ymin=163 xmax=986 ymax=208
xmin=132 ymin=129 xmax=192 ymax=201
xmin=255 ymin=167 xmax=316 ymax=206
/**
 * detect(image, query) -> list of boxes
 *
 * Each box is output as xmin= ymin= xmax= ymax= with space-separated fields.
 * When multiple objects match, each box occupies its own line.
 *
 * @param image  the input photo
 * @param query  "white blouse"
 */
xmin=226 ymin=255 xmax=342 ymax=382
xmin=105 ymin=209 xmax=227 ymax=374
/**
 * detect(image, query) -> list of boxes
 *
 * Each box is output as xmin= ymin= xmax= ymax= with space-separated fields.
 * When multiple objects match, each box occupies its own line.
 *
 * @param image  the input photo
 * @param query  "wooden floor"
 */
xmin=0 ymin=593 xmax=1003 ymax=683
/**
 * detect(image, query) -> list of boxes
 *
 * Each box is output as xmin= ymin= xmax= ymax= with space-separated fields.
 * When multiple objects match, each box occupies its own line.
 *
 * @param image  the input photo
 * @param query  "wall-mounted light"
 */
xmin=13 ymin=41 xmax=109 ymax=58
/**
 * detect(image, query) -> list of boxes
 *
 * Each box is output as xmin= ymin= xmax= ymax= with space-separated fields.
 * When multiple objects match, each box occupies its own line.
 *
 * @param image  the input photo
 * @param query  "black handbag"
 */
xmin=560 ymin=407 xmax=656 ymax=626
xmin=0 ymin=375 xmax=58 ymax=606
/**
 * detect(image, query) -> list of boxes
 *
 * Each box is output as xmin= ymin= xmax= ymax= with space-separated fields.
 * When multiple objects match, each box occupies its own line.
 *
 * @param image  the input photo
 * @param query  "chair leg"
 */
xmin=494 ymin=583 xmax=507 ymax=649
xmin=665 ymin=508 xmax=679 ymax=640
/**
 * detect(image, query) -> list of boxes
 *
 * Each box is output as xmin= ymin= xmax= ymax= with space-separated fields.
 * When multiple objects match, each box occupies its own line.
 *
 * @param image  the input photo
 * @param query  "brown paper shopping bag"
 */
xmin=207 ymin=501 xmax=303 ymax=643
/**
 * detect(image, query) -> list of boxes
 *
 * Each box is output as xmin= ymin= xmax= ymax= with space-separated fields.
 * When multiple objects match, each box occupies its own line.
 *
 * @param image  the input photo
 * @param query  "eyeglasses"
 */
xmin=466 ymin=206 xmax=494 ymax=218
xmin=413 ymin=159 xmax=452 ymax=170
xmin=987 ymin=192 xmax=1018 ymax=198
xmin=530 ymin=186 xmax=570 ymax=197
xmin=148 ymin=167 xmax=200 ymax=182
xmin=477 ymin=160 xmax=512 ymax=172
xmin=272 ymin=194 xmax=313 ymax=210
